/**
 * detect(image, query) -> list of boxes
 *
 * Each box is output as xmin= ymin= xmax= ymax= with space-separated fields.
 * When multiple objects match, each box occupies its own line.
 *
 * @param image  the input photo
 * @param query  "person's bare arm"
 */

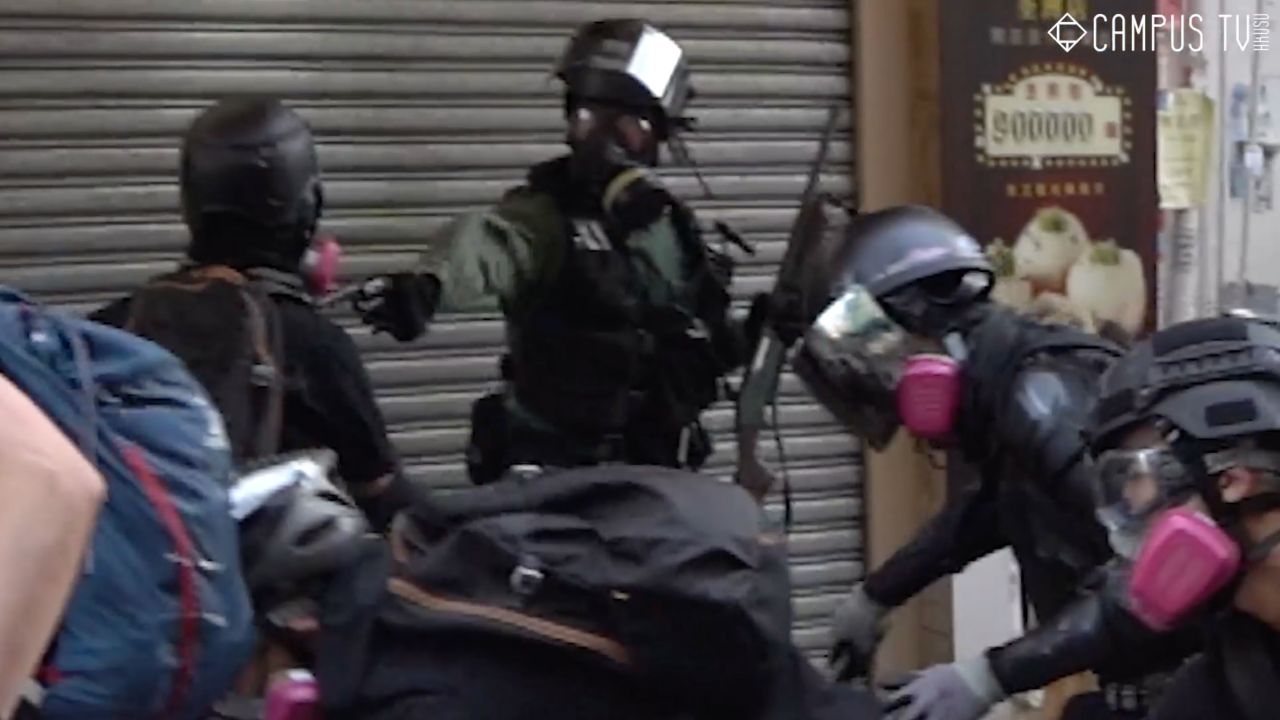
xmin=0 ymin=375 xmax=104 ymax=717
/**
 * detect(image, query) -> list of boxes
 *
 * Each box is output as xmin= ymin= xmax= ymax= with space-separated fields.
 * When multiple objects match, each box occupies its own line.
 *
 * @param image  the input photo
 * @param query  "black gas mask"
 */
xmin=566 ymin=102 xmax=672 ymax=233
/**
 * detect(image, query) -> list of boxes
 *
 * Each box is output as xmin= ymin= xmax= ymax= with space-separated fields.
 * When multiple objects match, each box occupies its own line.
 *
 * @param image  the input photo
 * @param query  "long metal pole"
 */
xmin=1215 ymin=0 xmax=1229 ymax=312
xmin=1239 ymin=0 xmax=1265 ymax=301
xmin=1163 ymin=9 xmax=1203 ymax=325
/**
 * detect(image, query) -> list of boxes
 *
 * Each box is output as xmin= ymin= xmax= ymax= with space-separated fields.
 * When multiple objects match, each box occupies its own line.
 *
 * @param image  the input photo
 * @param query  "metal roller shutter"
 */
xmin=0 ymin=0 xmax=859 ymax=661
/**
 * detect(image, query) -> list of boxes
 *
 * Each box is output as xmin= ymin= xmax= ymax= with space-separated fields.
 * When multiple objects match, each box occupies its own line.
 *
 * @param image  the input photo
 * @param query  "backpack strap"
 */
xmin=387 ymin=577 xmax=632 ymax=666
xmin=239 ymin=284 xmax=285 ymax=458
xmin=244 ymin=267 xmax=313 ymax=306
xmin=120 ymin=442 xmax=204 ymax=716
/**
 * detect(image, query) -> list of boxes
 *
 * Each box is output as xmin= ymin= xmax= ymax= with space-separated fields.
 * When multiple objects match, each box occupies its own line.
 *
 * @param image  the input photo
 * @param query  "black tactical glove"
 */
xmin=353 ymin=272 xmax=441 ymax=343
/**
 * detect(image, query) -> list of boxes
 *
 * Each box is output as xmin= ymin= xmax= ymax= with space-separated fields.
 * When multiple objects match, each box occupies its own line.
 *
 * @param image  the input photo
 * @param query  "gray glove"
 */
xmin=829 ymin=582 xmax=891 ymax=681
xmin=884 ymin=656 xmax=1007 ymax=720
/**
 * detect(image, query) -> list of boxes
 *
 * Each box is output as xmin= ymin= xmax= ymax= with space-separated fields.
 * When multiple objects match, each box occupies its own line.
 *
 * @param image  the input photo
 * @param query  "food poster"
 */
xmin=939 ymin=0 xmax=1159 ymax=338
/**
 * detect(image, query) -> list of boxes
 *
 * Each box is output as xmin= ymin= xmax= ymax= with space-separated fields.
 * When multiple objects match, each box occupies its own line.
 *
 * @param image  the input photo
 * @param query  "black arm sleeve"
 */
xmin=281 ymin=310 xmax=400 ymax=489
xmin=862 ymin=474 xmax=1008 ymax=608
xmin=986 ymin=561 xmax=1204 ymax=694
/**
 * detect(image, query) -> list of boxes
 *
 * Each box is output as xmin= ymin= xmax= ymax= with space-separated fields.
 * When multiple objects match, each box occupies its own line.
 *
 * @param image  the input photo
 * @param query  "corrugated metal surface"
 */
xmin=0 ymin=0 xmax=860 ymax=660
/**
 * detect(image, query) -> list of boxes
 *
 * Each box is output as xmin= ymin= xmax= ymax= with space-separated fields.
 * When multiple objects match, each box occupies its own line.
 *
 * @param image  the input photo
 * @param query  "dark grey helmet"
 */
xmin=554 ymin=19 xmax=694 ymax=138
xmin=235 ymin=451 xmax=370 ymax=603
xmin=181 ymin=97 xmax=323 ymax=270
xmin=798 ymin=205 xmax=993 ymax=338
xmin=1090 ymin=316 xmax=1280 ymax=454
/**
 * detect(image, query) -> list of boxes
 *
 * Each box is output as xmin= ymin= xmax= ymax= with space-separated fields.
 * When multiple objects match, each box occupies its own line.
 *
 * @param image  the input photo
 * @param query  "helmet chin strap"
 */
xmin=1175 ymin=436 xmax=1280 ymax=564
xmin=1246 ymin=523 xmax=1280 ymax=563
xmin=667 ymin=133 xmax=714 ymax=199
xmin=1230 ymin=492 xmax=1280 ymax=563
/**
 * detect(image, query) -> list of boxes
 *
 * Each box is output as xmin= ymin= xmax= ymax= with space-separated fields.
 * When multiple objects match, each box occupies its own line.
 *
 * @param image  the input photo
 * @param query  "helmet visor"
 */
xmin=794 ymin=284 xmax=913 ymax=450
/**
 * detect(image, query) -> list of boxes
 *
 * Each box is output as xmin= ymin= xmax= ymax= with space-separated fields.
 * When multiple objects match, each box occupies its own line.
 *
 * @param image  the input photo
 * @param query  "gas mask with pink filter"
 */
xmin=300 ymin=234 xmax=342 ymax=296
xmin=1101 ymin=441 xmax=1280 ymax=631
xmin=793 ymin=283 xmax=966 ymax=451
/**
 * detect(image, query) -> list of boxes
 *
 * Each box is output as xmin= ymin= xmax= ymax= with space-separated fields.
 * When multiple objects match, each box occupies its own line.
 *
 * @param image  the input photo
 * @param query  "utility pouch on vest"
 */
xmin=466 ymin=391 xmax=511 ymax=486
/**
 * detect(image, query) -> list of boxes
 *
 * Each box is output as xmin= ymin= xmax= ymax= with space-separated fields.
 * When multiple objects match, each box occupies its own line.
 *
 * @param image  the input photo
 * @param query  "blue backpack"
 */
xmin=0 ymin=288 xmax=255 ymax=719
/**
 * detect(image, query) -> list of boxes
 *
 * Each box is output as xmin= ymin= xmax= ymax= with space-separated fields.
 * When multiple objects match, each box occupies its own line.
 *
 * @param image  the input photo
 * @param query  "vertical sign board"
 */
xmin=939 ymin=0 xmax=1158 ymax=339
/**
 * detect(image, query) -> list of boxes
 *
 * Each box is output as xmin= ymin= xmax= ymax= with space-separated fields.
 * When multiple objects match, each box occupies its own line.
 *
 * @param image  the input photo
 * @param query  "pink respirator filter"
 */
xmin=897 ymin=354 xmax=962 ymax=441
xmin=1128 ymin=508 xmax=1241 ymax=631
xmin=264 ymin=669 xmax=320 ymax=720
xmin=303 ymin=236 xmax=342 ymax=296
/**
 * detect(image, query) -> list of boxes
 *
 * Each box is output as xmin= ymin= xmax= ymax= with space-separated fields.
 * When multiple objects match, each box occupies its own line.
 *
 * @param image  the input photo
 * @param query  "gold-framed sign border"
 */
xmin=972 ymin=62 xmax=1135 ymax=169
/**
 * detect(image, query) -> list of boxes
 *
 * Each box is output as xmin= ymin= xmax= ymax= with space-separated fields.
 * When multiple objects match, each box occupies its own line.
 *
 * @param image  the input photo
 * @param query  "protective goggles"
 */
xmin=1095 ymin=447 xmax=1195 ymax=530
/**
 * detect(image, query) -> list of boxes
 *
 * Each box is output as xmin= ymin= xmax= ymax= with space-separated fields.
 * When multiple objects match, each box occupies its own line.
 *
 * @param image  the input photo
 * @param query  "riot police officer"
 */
xmin=356 ymin=19 xmax=746 ymax=484
xmin=781 ymin=205 xmax=1176 ymax=718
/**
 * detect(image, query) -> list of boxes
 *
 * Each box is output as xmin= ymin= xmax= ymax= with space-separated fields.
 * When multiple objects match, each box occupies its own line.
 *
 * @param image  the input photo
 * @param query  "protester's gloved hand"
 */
xmin=353 ymin=272 xmax=441 ymax=343
xmin=829 ymin=582 xmax=892 ymax=681
xmin=883 ymin=657 xmax=1007 ymax=720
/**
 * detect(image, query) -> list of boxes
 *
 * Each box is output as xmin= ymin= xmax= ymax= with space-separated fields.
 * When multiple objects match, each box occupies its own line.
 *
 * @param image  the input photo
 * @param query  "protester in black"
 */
xmin=92 ymin=97 xmax=410 ymax=530
xmin=778 ymin=205 xmax=1193 ymax=719
xmin=1086 ymin=315 xmax=1280 ymax=720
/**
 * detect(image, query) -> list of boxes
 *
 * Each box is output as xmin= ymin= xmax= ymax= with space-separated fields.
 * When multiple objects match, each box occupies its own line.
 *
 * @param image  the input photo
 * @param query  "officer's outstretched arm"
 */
xmin=356 ymin=206 xmax=553 ymax=342
xmin=430 ymin=210 xmax=548 ymax=313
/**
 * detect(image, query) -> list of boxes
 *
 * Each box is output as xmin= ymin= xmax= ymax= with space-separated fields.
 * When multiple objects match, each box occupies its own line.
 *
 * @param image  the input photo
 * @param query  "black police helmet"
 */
xmin=555 ymin=19 xmax=694 ymax=139
xmin=181 ymin=97 xmax=323 ymax=271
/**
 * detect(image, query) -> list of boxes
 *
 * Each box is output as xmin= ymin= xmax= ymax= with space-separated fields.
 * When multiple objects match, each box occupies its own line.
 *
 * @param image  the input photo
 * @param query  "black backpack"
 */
xmin=382 ymin=465 xmax=794 ymax=716
xmin=125 ymin=264 xmax=285 ymax=463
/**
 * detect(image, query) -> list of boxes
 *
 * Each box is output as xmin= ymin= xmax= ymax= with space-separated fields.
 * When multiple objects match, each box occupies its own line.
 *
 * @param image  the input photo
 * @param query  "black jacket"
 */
xmin=862 ymin=310 xmax=1182 ymax=695
xmin=985 ymin=560 xmax=1203 ymax=693
xmin=1148 ymin=611 xmax=1280 ymax=720
xmin=91 ymin=270 xmax=408 ymax=526
xmin=863 ymin=309 xmax=1117 ymax=622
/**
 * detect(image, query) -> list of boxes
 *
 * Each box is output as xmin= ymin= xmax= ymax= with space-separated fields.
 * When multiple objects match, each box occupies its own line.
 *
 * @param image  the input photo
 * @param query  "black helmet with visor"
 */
xmin=791 ymin=205 xmax=993 ymax=450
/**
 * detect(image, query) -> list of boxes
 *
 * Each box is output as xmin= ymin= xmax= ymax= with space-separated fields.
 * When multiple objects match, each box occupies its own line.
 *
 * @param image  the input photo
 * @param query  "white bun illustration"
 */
xmin=985 ymin=238 xmax=1034 ymax=311
xmin=1065 ymin=238 xmax=1147 ymax=337
xmin=1013 ymin=206 xmax=1090 ymax=293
